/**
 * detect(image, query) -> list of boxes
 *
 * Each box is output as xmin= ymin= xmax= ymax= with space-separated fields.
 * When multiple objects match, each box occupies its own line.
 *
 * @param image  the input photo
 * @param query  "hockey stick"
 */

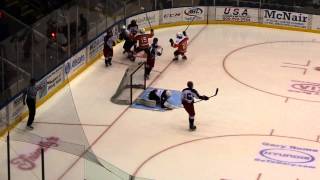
xmin=194 ymin=88 xmax=219 ymax=104
xmin=184 ymin=15 xmax=197 ymax=32
xmin=141 ymin=7 xmax=152 ymax=29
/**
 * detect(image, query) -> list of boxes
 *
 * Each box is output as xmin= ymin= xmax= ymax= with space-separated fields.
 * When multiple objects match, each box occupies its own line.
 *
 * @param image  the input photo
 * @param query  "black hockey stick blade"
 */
xmin=210 ymin=88 xmax=219 ymax=98
xmin=194 ymin=88 xmax=219 ymax=103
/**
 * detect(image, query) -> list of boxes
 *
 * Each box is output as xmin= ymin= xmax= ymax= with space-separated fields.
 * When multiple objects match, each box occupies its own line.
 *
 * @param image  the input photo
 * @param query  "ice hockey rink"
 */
xmin=2 ymin=24 xmax=320 ymax=180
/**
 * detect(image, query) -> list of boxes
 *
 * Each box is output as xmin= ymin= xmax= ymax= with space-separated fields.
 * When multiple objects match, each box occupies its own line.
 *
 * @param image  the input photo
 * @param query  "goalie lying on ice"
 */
xmin=136 ymin=89 xmax=178 ymax=110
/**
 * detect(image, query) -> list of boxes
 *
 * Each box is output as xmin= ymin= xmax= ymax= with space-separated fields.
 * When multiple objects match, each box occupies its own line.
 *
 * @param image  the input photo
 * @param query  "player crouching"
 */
xmin=169 ymin=31 xmax=189 ymax=61
xmin=103 ymin=30 xmax=116 ymax=66
xmin=145 ymin=38 xmax=163 ymax=80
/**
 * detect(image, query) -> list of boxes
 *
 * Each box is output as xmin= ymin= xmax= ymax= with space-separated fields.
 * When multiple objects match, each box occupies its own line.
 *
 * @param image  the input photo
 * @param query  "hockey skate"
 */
xmin=182 ymin=55 xmax=187 ymax=60
xmin=189 ymin=126 xmax=197 ymax=131
xmin=172 ymin=56 xmax=178 ymax=61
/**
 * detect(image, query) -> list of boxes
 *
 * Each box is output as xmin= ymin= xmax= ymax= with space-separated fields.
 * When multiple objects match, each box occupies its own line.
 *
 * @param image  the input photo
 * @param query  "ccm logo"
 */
xmin=260 ymin=148 xmax=315 ymax=164
xmin=184 ymin=8 xmax=203 ymax=17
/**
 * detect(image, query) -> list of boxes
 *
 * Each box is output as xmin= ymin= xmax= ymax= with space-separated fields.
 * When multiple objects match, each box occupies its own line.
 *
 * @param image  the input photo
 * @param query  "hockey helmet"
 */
xmin=165 ymin=90 xmax=172 ymax=97
xmin=176 ymin=32 xmax=183 ymax=39
xmin=107 ymin=29 xmax=113 ymax=36
xmin=131 ymin=19 xmax=137 ymax=25
xmin=187 ymin=81 xmax=193 ymax=88
xmin=140 ymin=28 xmax=146 ymax=34
xmin=121 ymin=25 xmax=126 ymax=30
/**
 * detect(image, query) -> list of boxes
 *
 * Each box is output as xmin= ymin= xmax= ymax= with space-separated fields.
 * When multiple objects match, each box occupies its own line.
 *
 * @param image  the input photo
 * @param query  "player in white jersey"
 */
xmin=181 ymin=81 xmax=209 ymax=131
xmin=103 ymin=30 xmax=117 ymax=66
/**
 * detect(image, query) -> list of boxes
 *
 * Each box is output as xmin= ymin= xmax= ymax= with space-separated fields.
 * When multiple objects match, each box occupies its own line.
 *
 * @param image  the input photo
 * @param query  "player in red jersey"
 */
xmin=133 ymin=28 xmax=154 ymax=60
xmin=145 ymin=38 xmax=163 ymax=79
xmin=170 ymin=31 xmax=189 ymax=61
xmin=181 ymin=81 xmax=209 ymax=131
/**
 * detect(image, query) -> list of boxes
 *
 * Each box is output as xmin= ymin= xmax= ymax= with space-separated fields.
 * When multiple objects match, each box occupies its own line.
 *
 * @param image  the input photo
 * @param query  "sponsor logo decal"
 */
xmin=255 ymin=142 xmax=318 ymax=169
xmin=263 ymin=9 xmax=309 ymax=28
xmin=11 ymin=137 xmax=59 ymax=170
xmin=289 ymin=80 xmax=320 ymax=95
xmin=264 ymin=10 xmax=308 ymax=22
xmin=222 ymin=8 xmax=251 ymax=22
xmin=184 ymin=7 xmax=203 ymax=17
xmin=164 ymin=12 xmax=181 ymax=18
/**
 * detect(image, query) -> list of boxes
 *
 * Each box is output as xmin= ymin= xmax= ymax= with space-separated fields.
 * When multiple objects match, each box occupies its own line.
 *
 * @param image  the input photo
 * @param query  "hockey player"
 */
xmin=145 ymin=38 xmax=163 ymax=79
xmin=148 ymin=89 xmax=176 ymax=109
xmin=119 ymin=25 xmax=135 ymax=60
xmin=181 ymin=81 xmax=209 ymax=131
xmin=134 ymin=28 xmax=154 ymax=58
xmin=103 ymin=30 xmax=116 ymax=66
xmin=169 ymin=31 xmax=189 ymax=61
xmin=127 ymin=19 xmax=139 ymax=34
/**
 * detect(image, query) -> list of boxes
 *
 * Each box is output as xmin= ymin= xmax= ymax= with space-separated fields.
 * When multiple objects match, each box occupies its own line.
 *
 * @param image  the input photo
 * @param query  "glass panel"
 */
xmin=86 ymin=0 xmax=104 ymax=41
xmin=215 ymin=0 xmax=238 ymax=6
xmin=239 ymin=0 xmax=260 ymax=8
xmin=85 ymin=157 xmax=154 ymax=180
xmin=106 ymin=0 xmax=125 ymax=27
xmin=31 ymin=30 xmax=48 ymax=79
xmin=156 ymin=0 xmax=173 ymax=9
xmin=195 ymin=0 xmax=211 ymax=6
xmin=33 ymin=10 xmax=62 ymax=73
xmin=173 ymin=0 xmax=193 ymax=7
xmin=125 ymin=0 xmax=145 ymax=18
xmin=262 ymin=1 xmax=294 ymax=11
xmin=85 ymin=157 xmax=130 ymax=180
xmin=77 ymin=0 xmax=91 ymax=48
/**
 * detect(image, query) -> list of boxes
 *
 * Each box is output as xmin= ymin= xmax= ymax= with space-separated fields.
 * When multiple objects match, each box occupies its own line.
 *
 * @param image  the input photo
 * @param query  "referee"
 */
xmin=23 ymin=78 xmax=37 ymax=130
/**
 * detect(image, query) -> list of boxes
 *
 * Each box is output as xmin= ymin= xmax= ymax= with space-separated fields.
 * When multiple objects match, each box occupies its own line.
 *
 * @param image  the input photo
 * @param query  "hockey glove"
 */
xmin=169 ymin=38 xmax=174 ymax=46
xmin=183 ymin=31 xmax=187 ymax=36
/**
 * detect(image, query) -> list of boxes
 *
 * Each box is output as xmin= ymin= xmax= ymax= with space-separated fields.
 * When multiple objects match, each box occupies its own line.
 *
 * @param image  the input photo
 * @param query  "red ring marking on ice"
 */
xmin=222 ymin=40 xmax=320 ymax=103
xmin=132 ymin=134 xmax=320 ymax=177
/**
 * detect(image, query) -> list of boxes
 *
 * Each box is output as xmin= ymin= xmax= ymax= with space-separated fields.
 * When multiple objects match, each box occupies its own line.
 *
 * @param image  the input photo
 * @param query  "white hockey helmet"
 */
xmin=140 ymin=28 xmax=146 ymax=34
xmin=165 ymin=90 xmax=172 ymax=97
xmin=121 ymin=25 xmax=126 ymax=30
xmin=176 ymin=32 xmax=183 ymax=39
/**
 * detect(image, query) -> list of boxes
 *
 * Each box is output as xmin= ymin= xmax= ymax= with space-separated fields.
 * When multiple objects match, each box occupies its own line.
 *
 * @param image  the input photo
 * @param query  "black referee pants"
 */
xmin=26 ymin=98 xmax=36 ymax=126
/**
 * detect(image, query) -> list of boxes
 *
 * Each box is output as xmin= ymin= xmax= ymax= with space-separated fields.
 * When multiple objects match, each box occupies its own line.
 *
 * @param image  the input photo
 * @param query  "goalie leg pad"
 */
xmin=135 ymin=98 xmax=157 ymax=107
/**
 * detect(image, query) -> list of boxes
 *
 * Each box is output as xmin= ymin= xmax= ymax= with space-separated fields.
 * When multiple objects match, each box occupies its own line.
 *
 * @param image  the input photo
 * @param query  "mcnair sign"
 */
xmin=264 ymin=9 xmax=308 ymax=23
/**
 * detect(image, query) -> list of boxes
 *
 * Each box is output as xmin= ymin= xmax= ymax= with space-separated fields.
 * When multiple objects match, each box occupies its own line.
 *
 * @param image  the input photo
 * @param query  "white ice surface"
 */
xmin=3 ymin=24 xmax=320 ymax=180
